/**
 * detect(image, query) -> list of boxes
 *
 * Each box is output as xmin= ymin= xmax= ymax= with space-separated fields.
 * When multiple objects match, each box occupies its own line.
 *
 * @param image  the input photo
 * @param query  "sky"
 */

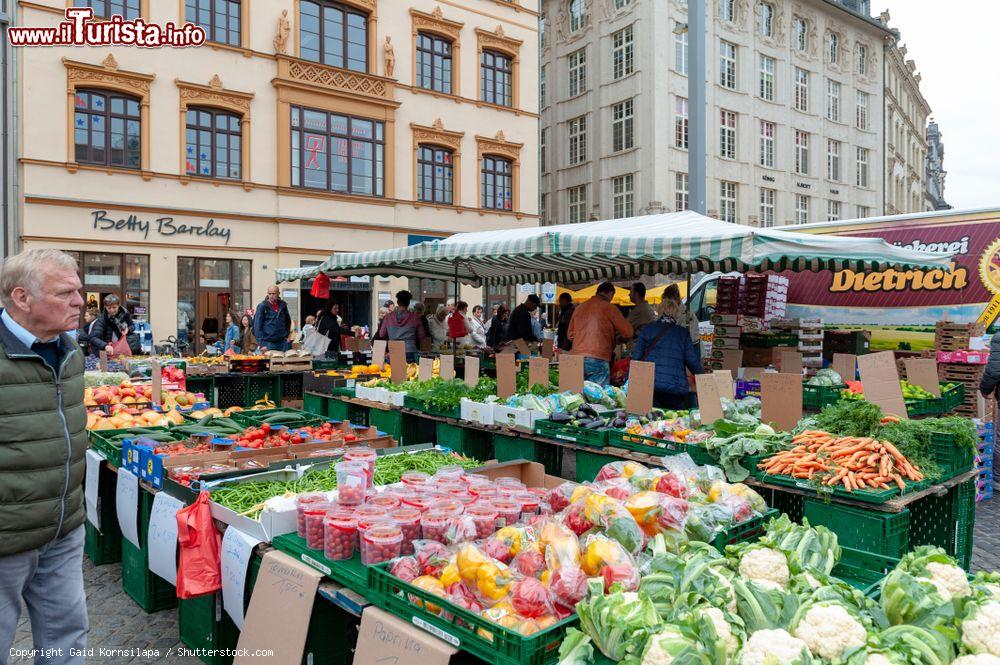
xmin=878 ymin=1 xmax=1000 ymax=211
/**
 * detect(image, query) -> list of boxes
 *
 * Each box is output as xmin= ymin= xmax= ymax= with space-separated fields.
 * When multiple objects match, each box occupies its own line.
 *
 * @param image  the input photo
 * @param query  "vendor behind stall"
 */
xmin=556 ymin=292 xmax=574 ymax=351
xmin=626 ymin=282 xmax=657 ymax=335
xmin=633 ymin=298 xmax=702 ymax=409
xmin=506 ymin=294 xmax=541 ymax=345
xmin=567 ymin=282 xmax=633 ymax=385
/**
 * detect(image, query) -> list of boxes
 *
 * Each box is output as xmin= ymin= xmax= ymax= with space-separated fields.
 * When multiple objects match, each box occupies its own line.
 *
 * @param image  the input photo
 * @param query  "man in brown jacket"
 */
xmin=567 ymin=282 xmax=633 ymax=385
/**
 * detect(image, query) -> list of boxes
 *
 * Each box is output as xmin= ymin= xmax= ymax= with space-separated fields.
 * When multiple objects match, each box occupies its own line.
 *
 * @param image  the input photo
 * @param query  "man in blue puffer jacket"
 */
xmin=631 ymin=299 xmax=702 ymax=410
xmin=253 ymin=285 xmax=292 ymax=352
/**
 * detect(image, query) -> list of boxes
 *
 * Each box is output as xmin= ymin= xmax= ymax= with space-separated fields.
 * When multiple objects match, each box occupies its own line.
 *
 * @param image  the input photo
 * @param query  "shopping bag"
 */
xmin=175 ymin=490 xmax=222 ymax=599
xmin=111 ymin=332 xmax=132 ymax=358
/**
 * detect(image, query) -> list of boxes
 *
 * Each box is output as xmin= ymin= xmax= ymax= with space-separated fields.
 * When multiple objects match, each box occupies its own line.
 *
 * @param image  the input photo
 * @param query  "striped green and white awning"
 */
xmin=276 ymin=211 xmax=954 ymax=286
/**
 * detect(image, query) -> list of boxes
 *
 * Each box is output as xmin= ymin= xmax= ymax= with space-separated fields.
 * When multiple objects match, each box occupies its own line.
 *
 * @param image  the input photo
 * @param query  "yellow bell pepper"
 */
xmin=625 ymin=491 xmax=661 ymax=526
xmin=582 ymin=536 xmax=627 ymax=576
xmin=410 ymin=576 xmax=446 ymax=614
xmin=439 ymin=562 xmax=460 ymax=588
xmin=493 ymin=526 xmax=526 ymax=557
xmin=457 ymin=544 xmax=490 ymax=585
xmin=477 ymin=561 xmax=515 ymax=601
xmin=707 ymin=480 xmax=725 ymax=503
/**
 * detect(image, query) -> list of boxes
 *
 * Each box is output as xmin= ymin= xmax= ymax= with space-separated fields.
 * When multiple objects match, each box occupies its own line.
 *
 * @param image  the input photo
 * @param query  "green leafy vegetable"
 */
xmin=557 ymin=628 xmax=594 ymax=665
xmin=576 ymin=579 xmax=661 ymax=662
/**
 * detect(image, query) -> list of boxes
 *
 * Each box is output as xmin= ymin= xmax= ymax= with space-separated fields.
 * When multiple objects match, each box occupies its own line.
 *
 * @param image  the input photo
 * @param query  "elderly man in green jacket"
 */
xmin=0 ymin=249 xmax=87 ymax=664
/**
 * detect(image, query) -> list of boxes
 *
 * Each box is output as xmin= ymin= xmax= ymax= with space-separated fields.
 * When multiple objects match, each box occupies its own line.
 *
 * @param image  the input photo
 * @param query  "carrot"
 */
xmin=892 ymin=474 xmax=906 ymax=490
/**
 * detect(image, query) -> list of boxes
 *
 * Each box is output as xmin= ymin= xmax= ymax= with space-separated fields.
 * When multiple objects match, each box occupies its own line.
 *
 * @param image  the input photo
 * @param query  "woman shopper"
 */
xmin=317 ymin=300 xmax=357 ymax=358
xmin=631 ymin=299 xmax=702 ymax=410
xmin=485 ymin=304 xmax=510 ymax=351
xmin=448 ymin=301 xmax=472 ymax=346
xmin=238 ymin=313 xmax=258 ymax=354
xmin=77 ymin=307 xmax=99 ymax=356
xmin=223 ymin=310 xmax=240 ymax=353
xmin=427 ymin=304 xmax=449 ymax=346
xmin=90 ymin=294 xmax=135 ymax=355
xmin=469 ymin=305 xmax=487 ymax=347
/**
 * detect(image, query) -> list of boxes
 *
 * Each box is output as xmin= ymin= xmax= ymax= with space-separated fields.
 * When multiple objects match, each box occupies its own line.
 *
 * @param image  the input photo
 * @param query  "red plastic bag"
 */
xmin=111 ymin=332 xmax=132 ymax=358
xmin=175 ymin=490 xmax=222 ymax=599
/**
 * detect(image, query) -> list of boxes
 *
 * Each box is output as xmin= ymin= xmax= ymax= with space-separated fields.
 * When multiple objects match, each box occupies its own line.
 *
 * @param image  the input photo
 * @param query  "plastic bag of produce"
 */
xmin=548 ymin=565 xmax=589 ymax=613
xmin=511 ymin=577 xmax=553 ymax=618
xmin=413 ymin=539 xmax=450 ymax=577
xmin=389 ymin=556 xmax=421 ymax=583
xmin=562 ymin=501 xmax=594 ymax=537
xmin=594 ymin=478 xmax=634 ymax=502
xmin=510 ymin=548 xmax=547 ymax=578
xmin=546 ymin=482 xmax=578 ymax=513
xmin=594 ymin=460 xmax=648 ymax=482
xmin=581 ymin=533 xmax=634 ymax=577
xmin=583 ymin=492 xmax=645 ymax=555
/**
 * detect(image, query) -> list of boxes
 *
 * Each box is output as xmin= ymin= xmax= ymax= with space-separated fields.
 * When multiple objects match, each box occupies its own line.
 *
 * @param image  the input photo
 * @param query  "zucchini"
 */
xmin=262 ymin=413 xmax=306 ymax=424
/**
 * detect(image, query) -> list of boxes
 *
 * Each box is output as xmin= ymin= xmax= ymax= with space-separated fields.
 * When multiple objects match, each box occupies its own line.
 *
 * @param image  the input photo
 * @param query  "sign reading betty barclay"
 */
xmin=91 ymin=210 xmax=232 ymax=245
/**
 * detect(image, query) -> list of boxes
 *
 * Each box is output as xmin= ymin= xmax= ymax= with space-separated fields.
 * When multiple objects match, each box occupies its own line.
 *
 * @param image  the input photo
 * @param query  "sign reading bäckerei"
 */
xmin=91 ymin=210 xmax=232 ymax=245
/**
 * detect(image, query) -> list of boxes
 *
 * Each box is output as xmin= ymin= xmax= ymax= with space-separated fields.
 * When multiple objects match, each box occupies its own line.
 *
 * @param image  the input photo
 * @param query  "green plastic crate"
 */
xmin=403 ymin=395 xmax=460 ymax=419
xmin=369 ymin=563 xmax=576 ymax=665
xmin=765 ymin=489 xmax=804 ymax=523
xmin=178 ymin=592 xmax=240 ymax=665
xmin=612 ymin=432 xmax=715 ymax=465
xmin=802 ymin=499 xmax=910 ymax=558
xmin=930 ymin=431 xmax=977 ymax=480
xmin=245 ymin=374 xmax=281 ymax=406
xmin=833 ymin=547 xmax=900 ymax=596
xmin=302 ymin=392 xmax=328 ymax=417
xmin=534 ymin=419 xmax=610 ymax=447
xmin=231 ymin=407 xmax=324 ymax=428
xmin=906 ymin=383 xmax=966 ymax=416
xmin=88 ymin=426 xmax=185 ymax=465
xmin=534 ymin=440 xmax=565 ymax=478
xmin=757 ymin=471 xmax=929 ymax=504
xmin=121 ymin=488 xmax=177 ymax=613
xmin=369 ymin=408 xmax=404 ymax=441
xmin=494 ymin=433 xmax=537 ymax=465
xmin=272 ymin=534 xmax=373 ymax=597
xmin=802 ymin=384 xmax=847 ymax=411
xmin=186 ymin=376 xmax=216 ymax=405
xmin=712 ymin=509 xmax=779 ymax=551
xmin=908 ymin=478 xmax=976 ymax=570
xmin=323 ymin=396 xmax=370 ymax=425
xmin=574 ymin=449 xmax=617 ymax=482
xmin=436 ymin=422 xmax=493 ymax=462
xmin=84 ymin=459 xmax=124 ymax=565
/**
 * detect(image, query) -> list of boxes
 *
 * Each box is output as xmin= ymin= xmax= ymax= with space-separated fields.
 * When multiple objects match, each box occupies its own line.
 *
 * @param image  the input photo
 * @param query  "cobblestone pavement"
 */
xmin=11 ymin=558 xmax=198 ymax=665
xmin=973 ymin=488 xmax=1000 ymax=572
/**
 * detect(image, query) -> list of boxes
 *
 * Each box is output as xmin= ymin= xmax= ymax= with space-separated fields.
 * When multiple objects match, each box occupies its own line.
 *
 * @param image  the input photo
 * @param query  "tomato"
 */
xmin=291 ymin=434 xmax=304 ymax=444
xmin=344 ymin=434 xmax=356 ymax=442
xmin=261 ymin=423 xmax=271 ymax=433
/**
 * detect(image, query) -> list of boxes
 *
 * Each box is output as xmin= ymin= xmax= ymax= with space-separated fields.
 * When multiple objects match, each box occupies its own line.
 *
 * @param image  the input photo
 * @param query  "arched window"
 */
xmin=481 ymin=155 xmax=512 ymax=210
xmin=73 ymin=89 xmax=141 ymax=169
xmin=417 ymin=146 xmax=454 ymax=204
xmin=300 ymin=0 xmax=369 ymax=73
xmin=569 ymin=0 xmax=586 ymax=32
xmin=759 ymin=3 xmax=774 ymax=37
xmin=480 ymin=50 xmax=512 ymax=107
xmin=185 ymin=107 xmax=242 ymax=179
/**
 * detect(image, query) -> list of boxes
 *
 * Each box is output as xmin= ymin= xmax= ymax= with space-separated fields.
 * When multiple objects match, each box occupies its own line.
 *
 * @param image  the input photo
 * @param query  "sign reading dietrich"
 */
xmin=92 ymin=210 xmax=233 ymax=245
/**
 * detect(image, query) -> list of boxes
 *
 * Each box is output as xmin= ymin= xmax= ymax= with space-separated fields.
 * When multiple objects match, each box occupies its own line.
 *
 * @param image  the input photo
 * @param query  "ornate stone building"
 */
xmin=925 ymin=120 xmax=950 ymax=211
xmin=881 ymin=11 xmax=932 ymax=215
xmin=12 ymin=0 xmax=538 ymax=346
xmin=538 ymin=0 xmax=889 ymax=227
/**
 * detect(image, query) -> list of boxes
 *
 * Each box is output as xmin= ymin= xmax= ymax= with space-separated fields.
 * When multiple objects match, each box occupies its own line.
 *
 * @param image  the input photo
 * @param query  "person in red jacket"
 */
xmin=447 ymin=300 xmax=471 ymax=346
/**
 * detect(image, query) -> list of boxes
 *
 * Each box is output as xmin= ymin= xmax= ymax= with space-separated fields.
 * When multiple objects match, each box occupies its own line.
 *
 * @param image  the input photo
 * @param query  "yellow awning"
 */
xmin=555 ymin=282 xmax=688 ymax=306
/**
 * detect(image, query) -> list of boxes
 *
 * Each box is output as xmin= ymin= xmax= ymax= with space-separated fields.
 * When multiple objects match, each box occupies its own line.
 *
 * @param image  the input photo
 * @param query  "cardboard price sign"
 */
xmin=418 ymin=357 xmax=435 ymax=382
xmin=464 ymin=356 xmax=480 ymax=388
xmin=371 ymin=340 xmax=387 ymax=368
xmin=858 ymin=351 xmax=908 ymax=419
xmin=513 ymin=339 xmax=531 ymax=356
xmin=712 ymin=370 xmax=735 ymax=401
xmin=151 ymin=359 xmax=162 ymax=406
xmin=761 ymin=373 xmax=803 ymax=432
xmin=353 ymin=606 xmax=457 ymax=665
xmin=695 ymin=374 xmax=724 ymax=425
xmin=528 ymin=357 xmax=549 ymax=389
xmin=496 ymin=353 xmax=517 ymax=399
xmin=389 ymin=341 xmax=407 ymax=384
xmin=779 ymin=350 xmax=803 ymax=376
xmin=439 ymin=354 xmax=455 ymax=381
xmin=558 ymin=354 xmax=584 ymax=394
xmin=419 ymin=337 xmax=432 ymax=353
xmin=742 ymin=367 xmax=763 ymax=381
xmin=722 ymin=350 xmax=743 ymax=372
xmin=904 ymin=358 xmax=941 ymax=397
xmin=833 ymin=353 xmax=857 ymax=383
xmin=541 ymin=338 xmax=554 ymax=359
xmin=625 ymin=360 xmax=655 ymax=415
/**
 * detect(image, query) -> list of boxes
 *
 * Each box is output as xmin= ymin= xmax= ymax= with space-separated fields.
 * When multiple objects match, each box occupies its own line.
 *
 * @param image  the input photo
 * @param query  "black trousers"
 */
xmin=653 ymin=390 xmax=691 ymax=410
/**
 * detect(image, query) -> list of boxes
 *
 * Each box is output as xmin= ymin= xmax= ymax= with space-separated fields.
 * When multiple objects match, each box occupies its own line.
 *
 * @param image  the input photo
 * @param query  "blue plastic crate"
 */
xmin=978 ymin=485 xmax=993 ymax=502
xmin=980 ymin=433 xmax=994 ymax=444
xmin=981 ymin=422 xmax=995 ymax=432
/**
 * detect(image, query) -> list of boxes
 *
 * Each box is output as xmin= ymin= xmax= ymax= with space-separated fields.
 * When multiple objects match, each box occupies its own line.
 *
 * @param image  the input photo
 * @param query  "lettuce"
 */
xmin=576 ymin=579 xmax=661 ymax=662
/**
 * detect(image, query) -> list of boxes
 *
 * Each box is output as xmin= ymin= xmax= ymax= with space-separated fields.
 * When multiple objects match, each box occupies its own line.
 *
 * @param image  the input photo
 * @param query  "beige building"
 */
xmin=539 ymin=0 xmax=890 ymax=228
xmin=13 ymin=0 xmax=538 ymax=352
xmin=881 ymin=12 xmax=931 ymax=215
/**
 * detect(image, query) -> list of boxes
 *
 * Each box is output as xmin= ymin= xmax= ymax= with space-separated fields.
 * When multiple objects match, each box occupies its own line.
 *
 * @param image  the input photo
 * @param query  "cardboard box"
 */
xmin=353 ymin=606 xmax=458 ymax=665
xmin=471 ymin=460 xmax=564 ymax=490
xmin=386 ymin=390 xmax=406 ymax=407
xmin=492 ymin=405 xmax=544 ymax=432
xmin=460 ymin=398 xmax=494 ymax=426
xmin=712 ymin=336 xmax=742 ymax=350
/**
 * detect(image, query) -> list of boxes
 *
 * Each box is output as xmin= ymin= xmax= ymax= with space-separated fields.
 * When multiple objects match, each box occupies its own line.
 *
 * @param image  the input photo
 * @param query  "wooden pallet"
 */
xmin=269 ymin=360 xmax=313 ymax=372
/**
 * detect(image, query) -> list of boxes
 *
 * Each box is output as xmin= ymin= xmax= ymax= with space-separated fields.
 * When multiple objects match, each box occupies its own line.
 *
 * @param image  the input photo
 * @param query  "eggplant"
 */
xmin=612 ymin=418 xmax=626 ymax=428
xmin=596 ymin=426 xmax=613 ymax=432
xmin=584 ymin=419 xmax=605 ymax=429
xmin=549 ymin=412 xmax=573 ymax=423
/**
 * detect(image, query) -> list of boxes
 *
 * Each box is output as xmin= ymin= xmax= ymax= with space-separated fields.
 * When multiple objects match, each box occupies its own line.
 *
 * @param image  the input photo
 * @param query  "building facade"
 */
xmin=539 ymin=0 xmax=889 ymax=227
xmin=925 ymin=120 xmax=950 ymax=211
xmin=882 ymin=17 xmax=931 ymax=215
xmin=13 ymin=0 xmax=537 ymax=351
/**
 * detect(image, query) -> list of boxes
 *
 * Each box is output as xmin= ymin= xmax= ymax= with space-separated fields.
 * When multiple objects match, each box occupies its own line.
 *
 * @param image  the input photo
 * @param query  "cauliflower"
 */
xmin=739 ymin=547 xmax=789 ymax=589
xmin=710 ymin=570 xmax=738 ymax=613
xmin=925 ymin=561 xmax=972 ymax=600
xmin=641 ymin=626 xmax=699 ymax=665
xmin=792 ymin=602 xmax=867 ymax=661
xmin=698 ymin=606 xmax=738 ymax=656
xmin=963 ymin=601 xmax=1000 ymax=656
xmin=864 ymin=655 xmax=897 ymax=665
xmin=739 ymin=629 xmax=811 ymax=665
xmin=953 ymin=656 xmax=1000 ymax=665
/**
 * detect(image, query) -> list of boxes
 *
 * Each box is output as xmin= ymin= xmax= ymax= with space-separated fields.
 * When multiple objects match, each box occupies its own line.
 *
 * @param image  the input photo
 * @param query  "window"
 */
xmin=675 ymin=172 xmax=689 ymax=211
xmin=539 ymin=193 xmax=547 ymax=224
xmin=569 ymin=0 xmax=587 ymax=32
xmin=795 ymin=194 xmax=809 ymax=224
xmin=612 ymin=99 xmax=634 ymax=152
xmin=856 ymin=205 xmax=871 ymax=218
xmin=185 ymin=107 xmax=241 ymax=179
xmin=614 ymin=0 xmax=632 ymax=7
xmin=568 ymin=185 xmax=587 ymax=223
xmin=568 ymin=115 xmax=587 ymax=165
xmin=794 ymin=130 xmax=809 ymax=175
xmin=827 ymin=199 xmax=841 ymax=222
xmin=539 ymin=66 xmax=546 ymax=108
xmin=74 ymin=0 xmax=139 ymax=19
xmin=568 ymin=48 xmax=586 ymax=97
xmin=794 ymin=67 xmax=809 ymax=112
xmin=416 ymin=32 xmax=453 ymax=94
xmin=539 ymin=14 xmax=546 ymax=48
xmin=720 ymin=181 xmax=738 ymax=223
xmin=290 ymin=106 xmax=384 ymax=197
xmin=759 ymin=2 xmax=773 ymax=37
xmin=828 ymin=32 xmax=839 ymax=64
xmin=417 ymin=145 xmax=454 ymax=204
xmin=612 ymin=25 xmax=634 ymax=80
xmin=481 ymin=50 xmax=513 ymax=107
xmin=759 ymin=120 xmax=775 ymax=168
xmin=827 ymin=139 xmax=841 ymax=181
xmin=759 ymin=55 xmax=775 ymax=101
xmin=481 ymin=155 xmax=513 ymax=210
xmin=826 ymin=79 xmax=841 ymax=121
xmin=612 ymin=174 xmax=634 ymax=218
xmin=66 ymin=252 xmax=149 ymax=327
xmin=675 ymin=29 xmax=688 ymax=75
xmin=720 ymin=41 xmax=737 ymax=89
xmin=856 ymin=90 xmax=869 ymax=130
xmin=719 ymin=109 xmax=736 ymax=159
xmin=793 ymin=17 xmax=807 ymax=51
xmin=719 ymin=0 xmax=735 ymax=22
xmin=540 ymin=127 xmax=547 ymax=172
xmin=856 ymin=147 xmax=870 ymax=187
xmin=760 ymin=188 xmax=775 ymax=227
xmin=675 ymin=97 xmax=689 ymax=149
xmin=185 ymin=0 xmax=240 ymax=46
xmin=856 ymin=43 xmax=868 ymax=76
xmin=300 ymin=0 xmax=368 ymax=72
xmin=73 ymin=89 xmax=141 ymax=169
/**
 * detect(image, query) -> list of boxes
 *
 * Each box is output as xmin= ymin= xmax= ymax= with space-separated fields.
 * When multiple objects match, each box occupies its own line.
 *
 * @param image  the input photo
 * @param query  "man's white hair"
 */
xmin=0 ymin=249 xmax=79 ymax=308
